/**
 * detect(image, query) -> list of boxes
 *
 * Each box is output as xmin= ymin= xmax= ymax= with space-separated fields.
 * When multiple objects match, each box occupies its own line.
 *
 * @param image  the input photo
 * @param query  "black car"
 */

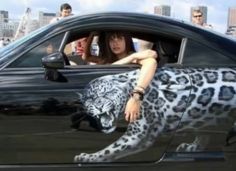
xmin=0 ymin=12 xmax=236 ymax=171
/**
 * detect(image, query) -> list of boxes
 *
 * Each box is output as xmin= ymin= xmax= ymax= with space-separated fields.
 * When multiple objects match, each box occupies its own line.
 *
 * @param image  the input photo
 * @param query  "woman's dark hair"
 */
xmin=104 ymin=31 xmax=135 ymax=63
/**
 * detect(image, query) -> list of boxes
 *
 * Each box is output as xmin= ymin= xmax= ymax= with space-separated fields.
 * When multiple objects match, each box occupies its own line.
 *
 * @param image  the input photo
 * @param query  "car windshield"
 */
xmin=0 ymin=24 xmax=51 ymax=67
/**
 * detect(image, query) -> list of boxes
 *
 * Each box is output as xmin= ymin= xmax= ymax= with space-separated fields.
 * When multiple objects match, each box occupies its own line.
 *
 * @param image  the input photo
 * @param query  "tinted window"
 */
xmin=182 ymin=39 xmax=236 ymax=65
xmin=8 ymin=34 xmax=64 ymax=68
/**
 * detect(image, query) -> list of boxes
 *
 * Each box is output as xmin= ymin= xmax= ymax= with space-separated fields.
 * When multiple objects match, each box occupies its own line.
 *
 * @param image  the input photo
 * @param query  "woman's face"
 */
xmin=109 ymin=35 xmax=126 ymax=58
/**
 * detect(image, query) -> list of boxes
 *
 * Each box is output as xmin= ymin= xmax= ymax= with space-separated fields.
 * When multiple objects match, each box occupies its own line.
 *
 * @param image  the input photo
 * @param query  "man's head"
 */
xmin=192 ymin=9 xmax=203 ymax=26
xmin=60 ymin=3 xmax=72 ymax=18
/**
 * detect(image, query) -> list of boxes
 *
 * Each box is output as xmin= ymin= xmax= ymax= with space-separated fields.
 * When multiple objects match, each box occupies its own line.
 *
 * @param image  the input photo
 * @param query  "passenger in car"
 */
xmin=69 ymin=37 xmax=88 ymax=65
xmin=84 ymin=31 xmax=158 ymax=122
xmin=46 ymin=43 xmax=54 ymax=54
xmin=75 ymin=37 xmax=87 ymax=57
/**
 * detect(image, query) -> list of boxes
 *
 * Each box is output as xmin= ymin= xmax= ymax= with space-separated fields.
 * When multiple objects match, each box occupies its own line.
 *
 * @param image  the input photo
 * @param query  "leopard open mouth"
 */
xmin=98 ymin=112 xmax=116 ymax=134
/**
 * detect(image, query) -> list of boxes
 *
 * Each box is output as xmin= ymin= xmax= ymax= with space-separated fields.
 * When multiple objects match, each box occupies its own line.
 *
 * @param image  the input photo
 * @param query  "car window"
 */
xmin=7 ymin=34 xmax=64 ymax=68
xmin=182 ymin=39 xmax=236 ymax=65
xmin=62 ymin=30 xmax=182 ymax=66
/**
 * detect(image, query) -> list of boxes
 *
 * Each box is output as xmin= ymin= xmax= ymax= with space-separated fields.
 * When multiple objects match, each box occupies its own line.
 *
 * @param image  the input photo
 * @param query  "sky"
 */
xmin=0 ymin=0 xmax=235 ymax=33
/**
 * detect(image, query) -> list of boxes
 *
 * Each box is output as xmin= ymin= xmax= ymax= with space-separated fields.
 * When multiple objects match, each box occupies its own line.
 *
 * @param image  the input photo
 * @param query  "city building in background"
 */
xmin=0 ymin=19 xmax=18 ymax=38
xmin=0 ymin=10 xmax=18 ymax=38
xmin=190 ymin=6 xmax=207 ymax=24
xmin=0 ymin=10 xmax=8 ymax=23
xmin=154 ymin=5 xmax=171 ymax=16
xmin=226 ymin=7 xmax=236 ymax=37
xmin=0 ymin=9 xmax=56 ymax=41
xmin=15 ymin=9 xmax=55 ymax=39
xmin=38 ymin=11 xmax=56 ymax=27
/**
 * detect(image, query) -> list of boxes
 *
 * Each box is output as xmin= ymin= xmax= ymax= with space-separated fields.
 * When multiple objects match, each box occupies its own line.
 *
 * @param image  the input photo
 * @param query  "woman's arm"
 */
xmin=124 ymin=57 xmax=157 ymax=122
xmin=112 ymin=49 xmax=157 ymax=65
xmin=135 ymin=57 xmax=157 ymax=90
xmin=115 ymin=50 xmax=158 ymax=122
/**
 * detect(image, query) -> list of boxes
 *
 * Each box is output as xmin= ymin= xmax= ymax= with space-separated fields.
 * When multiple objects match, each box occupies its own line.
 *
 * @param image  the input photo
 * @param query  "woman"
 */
xmin=84 ymin=31 xmax=158 ymax=122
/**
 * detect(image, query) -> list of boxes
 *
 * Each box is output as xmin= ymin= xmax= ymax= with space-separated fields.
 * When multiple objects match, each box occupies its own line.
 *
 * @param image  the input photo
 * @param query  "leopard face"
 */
xmin=82 ymin=77 xmax=129 ymax=133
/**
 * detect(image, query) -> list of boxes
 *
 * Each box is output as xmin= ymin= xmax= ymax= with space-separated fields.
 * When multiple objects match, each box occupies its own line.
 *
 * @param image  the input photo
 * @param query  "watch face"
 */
xmin=133 ymin=93 xmax=140 ymax=100
xmin=131 ymin=92 xmax=143 ymax=101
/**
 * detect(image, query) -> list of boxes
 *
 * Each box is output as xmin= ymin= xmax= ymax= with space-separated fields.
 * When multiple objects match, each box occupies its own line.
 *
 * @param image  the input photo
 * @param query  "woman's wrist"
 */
xmin=130 ymin=90 xmax=144 ymax=101
xmin=134 ymin=85 xmax=145 ymax=94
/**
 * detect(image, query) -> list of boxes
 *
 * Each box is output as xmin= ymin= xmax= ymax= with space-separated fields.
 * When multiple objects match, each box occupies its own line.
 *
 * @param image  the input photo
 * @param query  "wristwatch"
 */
xmin=130 ymin=91 xmax=144 ymax=101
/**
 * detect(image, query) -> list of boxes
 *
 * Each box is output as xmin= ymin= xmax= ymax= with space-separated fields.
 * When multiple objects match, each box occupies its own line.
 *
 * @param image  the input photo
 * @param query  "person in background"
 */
xmin=50 ymin=3 xmax=72 ymax=23
xmin=192 ymin=9 xmax=213 ymax=29
xmin=5 ymin=38 xmax=11 ymax=46
xmin=0 ymin=38 xmax=4 ymax=48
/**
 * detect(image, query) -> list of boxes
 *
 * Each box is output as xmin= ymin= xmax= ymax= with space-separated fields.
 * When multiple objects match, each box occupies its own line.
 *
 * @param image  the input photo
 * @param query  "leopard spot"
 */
xmin=188 ymin=107 xmax=203 ymax=119
xmin=104 ymin=150 xmax=110 ymax=155
xmin=163 ymin=90 xmax=177 ymax=102
xmin=209 ymin=103 xmax=224 ymax=115
xmin=197 ymin=88 xmax=214 ymax=106
xmin=219 ymin=86 xmax=235 ymax=101
xmin=204 ymin=71 xmax=218 ymax=83
xmin=222 ymin=71 xmax=236 ymax=82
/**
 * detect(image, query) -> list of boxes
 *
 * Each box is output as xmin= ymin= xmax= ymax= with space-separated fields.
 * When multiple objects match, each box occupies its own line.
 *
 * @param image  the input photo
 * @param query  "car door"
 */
xmin=165 ymin=39 xmax=236 ymax=161
xmin=0 ymin=61 xmax=144 ymax=164
xmin=1 ymin=64 xmax=188 ymax=164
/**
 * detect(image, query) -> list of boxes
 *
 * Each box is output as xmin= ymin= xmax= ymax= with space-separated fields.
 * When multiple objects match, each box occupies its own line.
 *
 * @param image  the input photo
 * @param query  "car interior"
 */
xmin=62 ymin=30 xmax=182 ymax=67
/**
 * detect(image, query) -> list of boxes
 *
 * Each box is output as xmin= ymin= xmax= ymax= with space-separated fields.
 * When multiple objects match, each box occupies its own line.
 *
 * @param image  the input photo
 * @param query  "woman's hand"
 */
xmin=125 ymin=97 xmax=141 ymax=122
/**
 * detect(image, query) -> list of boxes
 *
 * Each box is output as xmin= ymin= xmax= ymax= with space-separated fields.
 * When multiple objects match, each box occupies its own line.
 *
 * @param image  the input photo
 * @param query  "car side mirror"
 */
xmin=42 ymin=52 xmax=65 ymax=69
xmin=42 ymin=52 xmax=67 ymax=82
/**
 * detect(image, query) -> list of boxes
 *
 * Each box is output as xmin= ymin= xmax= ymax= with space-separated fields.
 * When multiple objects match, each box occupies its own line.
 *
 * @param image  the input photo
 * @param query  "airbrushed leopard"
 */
xmin=74 ymin=67 xmax=236 ymax=162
